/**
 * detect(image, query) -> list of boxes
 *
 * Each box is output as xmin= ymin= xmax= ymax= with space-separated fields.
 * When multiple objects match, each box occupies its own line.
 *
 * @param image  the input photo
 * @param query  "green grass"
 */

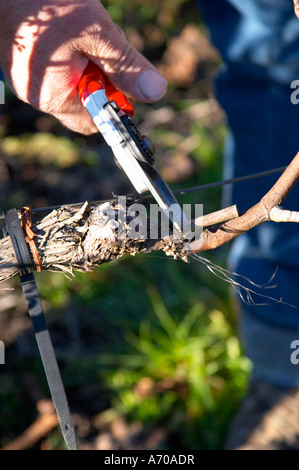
xmin=97 ymin=280 xmax=251 ymax=449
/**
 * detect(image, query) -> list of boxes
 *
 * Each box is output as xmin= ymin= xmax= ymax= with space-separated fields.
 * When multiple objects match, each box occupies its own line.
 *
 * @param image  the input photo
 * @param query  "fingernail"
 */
xmin=138 ymin=69 xmax=167 ymax=100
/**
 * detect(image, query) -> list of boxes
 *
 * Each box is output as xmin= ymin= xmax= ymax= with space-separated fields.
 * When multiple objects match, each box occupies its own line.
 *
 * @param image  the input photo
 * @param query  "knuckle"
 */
xmin=102 ymin=42 xmax=140 ymax=74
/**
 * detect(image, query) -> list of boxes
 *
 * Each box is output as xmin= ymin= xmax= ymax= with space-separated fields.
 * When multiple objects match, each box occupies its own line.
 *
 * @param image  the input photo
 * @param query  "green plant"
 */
xmin=98 ymin=281 xmax=251 ymax=449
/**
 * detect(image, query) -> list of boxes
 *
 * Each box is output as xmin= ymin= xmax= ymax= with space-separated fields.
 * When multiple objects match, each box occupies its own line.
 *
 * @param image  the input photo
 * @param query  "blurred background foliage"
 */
xmin=0 ymin=0 xmax=251 ymax=450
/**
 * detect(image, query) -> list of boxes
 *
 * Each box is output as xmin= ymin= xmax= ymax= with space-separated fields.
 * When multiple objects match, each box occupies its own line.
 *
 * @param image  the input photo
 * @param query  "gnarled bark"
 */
xmin=1 ymin=152 xmax=299 ymax=283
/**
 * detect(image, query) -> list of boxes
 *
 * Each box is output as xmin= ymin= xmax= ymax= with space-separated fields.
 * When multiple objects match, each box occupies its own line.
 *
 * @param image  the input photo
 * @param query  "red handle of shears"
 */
xmin=78 ymin=61 xmax=134 ymax=116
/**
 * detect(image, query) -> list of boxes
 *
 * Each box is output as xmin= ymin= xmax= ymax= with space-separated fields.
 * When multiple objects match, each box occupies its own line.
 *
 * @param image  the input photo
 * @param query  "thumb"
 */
xmin=79 ymin=6 xmax=167 ymax=102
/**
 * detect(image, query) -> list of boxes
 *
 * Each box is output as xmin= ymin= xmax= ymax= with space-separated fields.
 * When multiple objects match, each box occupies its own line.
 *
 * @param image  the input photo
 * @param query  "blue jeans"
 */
xmin=197 ymin=0 xmax=299 ymax=386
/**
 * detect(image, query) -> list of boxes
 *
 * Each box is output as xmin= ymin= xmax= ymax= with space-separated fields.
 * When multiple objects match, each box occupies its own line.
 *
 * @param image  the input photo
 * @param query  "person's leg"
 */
xmin=196 ymin=0 xmax=299 ymax=448
xmin=197 ymin=0 xmax=299 ymax=384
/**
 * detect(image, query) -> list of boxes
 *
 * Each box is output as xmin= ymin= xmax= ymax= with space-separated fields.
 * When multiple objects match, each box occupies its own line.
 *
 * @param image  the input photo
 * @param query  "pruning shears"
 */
xmin=78 ymin=62 xmax=186 ymax=236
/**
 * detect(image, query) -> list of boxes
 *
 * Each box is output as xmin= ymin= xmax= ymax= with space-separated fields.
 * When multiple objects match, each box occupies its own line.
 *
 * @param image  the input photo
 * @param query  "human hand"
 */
xmin=0 ymin=0 xmax=167 ymax=134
